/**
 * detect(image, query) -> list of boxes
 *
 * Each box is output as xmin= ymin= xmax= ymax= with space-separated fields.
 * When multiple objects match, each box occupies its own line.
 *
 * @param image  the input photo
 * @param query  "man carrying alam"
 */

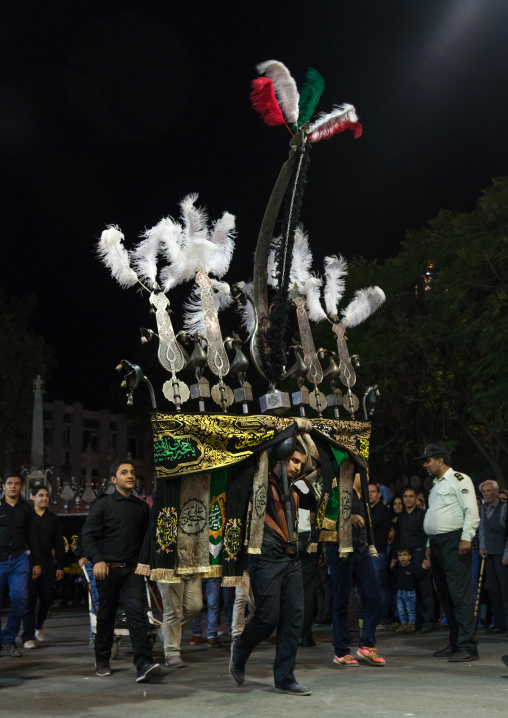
xmin=229 ymin=444 xmax=311 ymax=695
xmin=419 ymin=443 xmax=480 ymax=662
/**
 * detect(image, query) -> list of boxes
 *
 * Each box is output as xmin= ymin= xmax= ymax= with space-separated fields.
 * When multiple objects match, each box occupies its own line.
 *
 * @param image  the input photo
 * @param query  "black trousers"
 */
xmin=300 ymin=533 xmax=319 ymax=640
xmin=234 ymin=557 xmax=304 ymax=687
xmin=316 ymin=564 xmax=332 ymax=620
xmin=95 ymin=566 xmax=153 ymax=669
xmin=485 ymin=554 xmax=508 ymax=631
xmin=430 ymin=530 xmax=477 ymax=652
xmin=22 ymin=561 xmax=56 ymax=641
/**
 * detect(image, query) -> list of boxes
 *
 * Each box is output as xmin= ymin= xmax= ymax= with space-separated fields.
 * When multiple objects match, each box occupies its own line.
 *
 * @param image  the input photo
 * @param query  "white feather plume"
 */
xmin=158 ymin=218 xmax=187 ymax=292
xmin=303 ymin=276 xmax=327 ymax=323
xmin=158 ymin=196 xmax=236 ymax=291
xmin=131 ymin=221 xmax=168 ymax=287
xmin=324 ymin=255 xmax=348 ymax=320
xmin=308 ymin=104 xmax=358 ymax=137
xmin=97 ymin=225 xmax=138 ymax=289
xmin=341 ymin=286 xmax=386 ymax=329
xmin=234 ymin=281 xmax=256 ymax=335
xmin=183 ymin=280 xmax=233 ymax=337
xmin=289 ymin=225 xmax=312 ymax=291
xmin=256 ymin=60 xmax=300 ymax=125
xmin=179 ymin=193 xmax=208 ymax=240
xmin=206 ymin=211 xmax=236 ymax=277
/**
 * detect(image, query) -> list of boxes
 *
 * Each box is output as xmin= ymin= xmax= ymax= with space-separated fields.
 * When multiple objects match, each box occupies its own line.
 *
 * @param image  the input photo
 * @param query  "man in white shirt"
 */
xmin=418 ymin=443 xmax=480 ymax=662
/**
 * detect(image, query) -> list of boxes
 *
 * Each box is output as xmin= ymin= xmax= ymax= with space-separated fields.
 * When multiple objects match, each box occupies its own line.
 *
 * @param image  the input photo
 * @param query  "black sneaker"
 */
xmin=275 ymin=682 xmax=312 ymax=696
xmin=95 ymin=662 xmax=112 ymax=676
xmin=136 ymin=663 xmax=161 ymax=683
xmin=2 ymin=642 xmax=22 ymax=657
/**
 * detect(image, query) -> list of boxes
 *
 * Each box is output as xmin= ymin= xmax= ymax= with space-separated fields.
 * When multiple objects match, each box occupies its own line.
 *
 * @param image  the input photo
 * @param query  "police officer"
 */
xmin=418 ymin=443 xmax=480 ymax=661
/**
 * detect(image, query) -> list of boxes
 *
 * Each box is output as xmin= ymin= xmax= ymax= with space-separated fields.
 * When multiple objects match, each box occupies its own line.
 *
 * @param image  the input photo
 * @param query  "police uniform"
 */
xmin=424 ymin=467 xmax=480 ymax=654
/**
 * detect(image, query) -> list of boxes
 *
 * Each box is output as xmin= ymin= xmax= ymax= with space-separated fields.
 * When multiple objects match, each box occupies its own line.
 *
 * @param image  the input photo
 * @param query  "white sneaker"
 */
xmin=24 ymin=640 xmax=37 ymax=649
xmin=35 ymin=629 xmax=45 ymax=642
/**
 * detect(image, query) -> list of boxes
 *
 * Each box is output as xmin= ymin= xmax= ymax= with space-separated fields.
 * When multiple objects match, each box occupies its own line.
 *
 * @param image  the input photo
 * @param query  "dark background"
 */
xmin=1 ymin=0 xmax=507 ymax=409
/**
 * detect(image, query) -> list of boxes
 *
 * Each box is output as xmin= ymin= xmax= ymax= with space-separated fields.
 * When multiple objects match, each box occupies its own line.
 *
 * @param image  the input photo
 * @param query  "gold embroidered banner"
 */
xmin=151 ymin=412 xmax=370 ymax=477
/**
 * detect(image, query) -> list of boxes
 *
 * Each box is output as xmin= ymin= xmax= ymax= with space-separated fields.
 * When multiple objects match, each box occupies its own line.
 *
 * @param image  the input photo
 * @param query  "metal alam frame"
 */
xmin=97 ymin=60 xmax=383 ymax=582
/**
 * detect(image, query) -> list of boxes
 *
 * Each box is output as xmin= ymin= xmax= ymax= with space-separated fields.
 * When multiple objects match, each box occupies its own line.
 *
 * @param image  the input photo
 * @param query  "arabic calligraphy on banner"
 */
xmin=151 ymin=412 xmax=371 ymax=478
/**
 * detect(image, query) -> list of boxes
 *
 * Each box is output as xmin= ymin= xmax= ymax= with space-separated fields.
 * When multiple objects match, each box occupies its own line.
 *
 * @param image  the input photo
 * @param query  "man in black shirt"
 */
xmin=369 ymin=483 xmax=392 ymax=628
xmin=22 ymin=486 xmax=65 ymax=648
xmin=230 ymin=447 xmax=311 ymax=695
xmin=0 ymin=474 xmax=41 ymax=657
xmin=391 ymin=487 xmax=433 ymax=631
xmin=82 ymin=460 xmax=161 ymax=683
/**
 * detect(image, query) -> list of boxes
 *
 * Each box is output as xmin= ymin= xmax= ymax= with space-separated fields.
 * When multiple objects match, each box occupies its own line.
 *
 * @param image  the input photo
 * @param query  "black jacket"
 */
xmin=81 ymin=489 xmax=149 ymax=565
xmin=0 ymin=497 xmax=41 ymax=564
xmin=394 ymin=506 xmax=427 ymax=552
xmin=33 ymin=510 xmax=65 ymax=569
xmin=370 ymin=500 xmax=391 ymax=554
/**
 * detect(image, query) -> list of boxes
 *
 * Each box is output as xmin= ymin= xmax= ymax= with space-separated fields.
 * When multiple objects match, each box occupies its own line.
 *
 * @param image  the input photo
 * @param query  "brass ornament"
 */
xmin=195 ymin=271 xmax=230 ymax=378
xmin=162 ymin=378 xmax=190 ymax=405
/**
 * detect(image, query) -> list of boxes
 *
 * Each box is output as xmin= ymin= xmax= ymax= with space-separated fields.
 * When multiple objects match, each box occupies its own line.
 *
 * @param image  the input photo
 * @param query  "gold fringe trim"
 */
xmin=368 ymin=545 xmax=379 ymax=557
xmin=177 ymin=565 xmax=212 ymax=575
xmin=206 ymin=565 xmax=223 ymax=578
xmin=247 ymin=547 xmax=262 ymax=554
xmin=339 ymin=548 xmax=354 ymax=558
xmin=150 ymin=568 xmax=180 ymax=583
xmin=135 ymin=563 xmax=150 ymax=576
xmin=319 ymin=530 xmax=339 ymax=542
xmin=308 ymin=543 xmax=318 ymax=553
xmin=322 ymin=517 xmax=337 ymax=530
xmin=332 ymin=477 xmax=337 ymax=489
xmin=221 ymin=576 xmax=243 ymax=587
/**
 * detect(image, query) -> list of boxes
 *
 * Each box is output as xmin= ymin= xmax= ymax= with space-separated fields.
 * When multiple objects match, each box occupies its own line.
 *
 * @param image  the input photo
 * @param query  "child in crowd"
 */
xmin=395 ymin=548 xmax=426 ymax=633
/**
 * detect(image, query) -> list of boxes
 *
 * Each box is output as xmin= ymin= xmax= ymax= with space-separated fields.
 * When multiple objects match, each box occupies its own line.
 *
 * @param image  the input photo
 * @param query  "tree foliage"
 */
xmin=319 ymin=178 xmax=508 ymax=484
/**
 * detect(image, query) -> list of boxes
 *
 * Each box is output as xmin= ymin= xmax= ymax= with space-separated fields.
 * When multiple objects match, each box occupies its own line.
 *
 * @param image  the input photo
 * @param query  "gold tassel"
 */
xmin=221 ymin=576 xmax=243 ymax=587
xmin=135 ymin=563 xmax=150 ymax=576
xmin=206 ymin=565 xmax=223 ymax=578
xmin=177 ymin=565 xmax=212 ymax=575
xmin=368 ymin=545 xmax=378 ymax=557
xmin=322 ymin=517 xmax=337 ymax=530
xmin=319 ymin=530 xmax=340 ymax=542
xmin=308 ymin=542 xmax=318 ymax=553
xmin=150 ymin=568 xmax=181 ymax=583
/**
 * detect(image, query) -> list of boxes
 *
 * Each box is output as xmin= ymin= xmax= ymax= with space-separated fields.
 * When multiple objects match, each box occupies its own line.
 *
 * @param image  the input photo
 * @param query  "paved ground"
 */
xmin=1 ymin=608 xmax=508 ymax=718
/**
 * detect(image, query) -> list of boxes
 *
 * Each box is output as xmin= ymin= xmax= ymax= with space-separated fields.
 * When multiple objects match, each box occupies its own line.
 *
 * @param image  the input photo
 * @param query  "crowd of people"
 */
xmin=1 ymin=442 xmax=507 ymax=695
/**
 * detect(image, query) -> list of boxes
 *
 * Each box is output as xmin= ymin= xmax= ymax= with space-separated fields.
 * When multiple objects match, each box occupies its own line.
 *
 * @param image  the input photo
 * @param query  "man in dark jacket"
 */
xmin=230 ymin=447 xmax=311 ymax=695
xmin=0 ymin=474 xmax=41 ymax=657
xmin=479 ymin=480 xmax=508 ymax=635
xmin=22 ymin=486 xmax=65 ymax=648
xmin=82 ymin=459 xmax=160 ymax=683
xmin=392 ymin=487 xmax=434 ymax=632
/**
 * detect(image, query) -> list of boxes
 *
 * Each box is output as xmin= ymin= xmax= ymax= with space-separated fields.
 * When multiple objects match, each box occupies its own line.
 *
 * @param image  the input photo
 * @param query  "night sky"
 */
xmin=2 ymin=0 xmax=507 ymax=410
